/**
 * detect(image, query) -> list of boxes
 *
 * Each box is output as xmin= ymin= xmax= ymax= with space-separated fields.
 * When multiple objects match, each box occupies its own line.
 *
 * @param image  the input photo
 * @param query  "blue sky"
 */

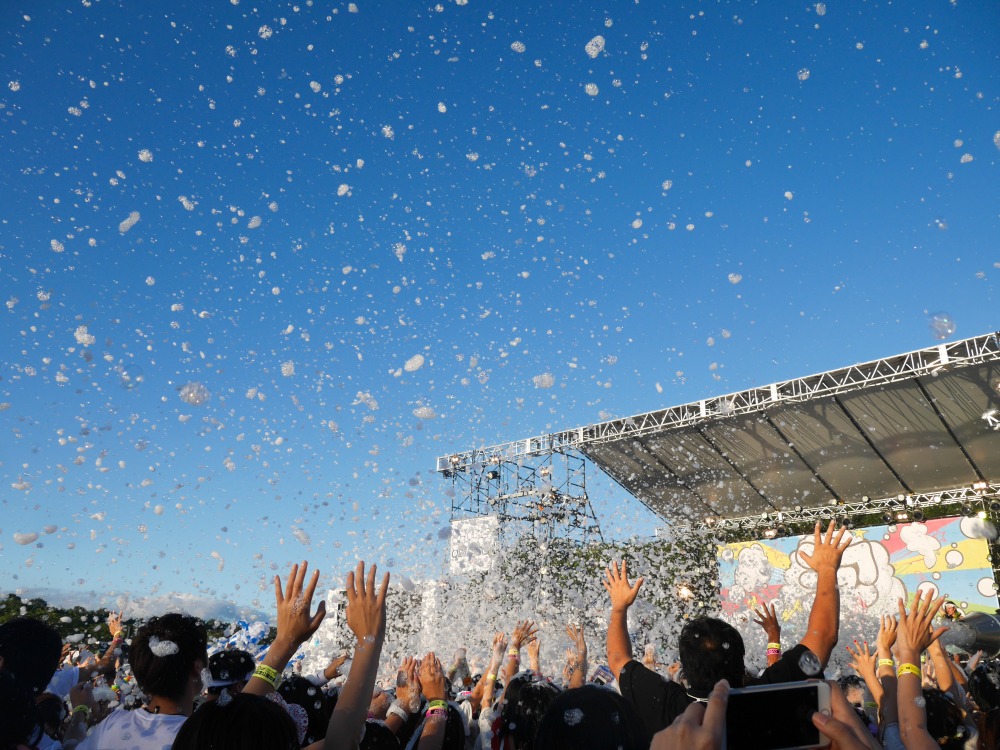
xmin=1 ymin=0 xmax=998 ymax=618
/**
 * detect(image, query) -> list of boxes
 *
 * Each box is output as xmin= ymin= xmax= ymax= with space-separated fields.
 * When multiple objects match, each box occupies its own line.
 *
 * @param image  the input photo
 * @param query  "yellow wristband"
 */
xmin=896 ymin=663 xmax=921 ymax=678
xmin=766 ymin=642 xmax=781 ymax=650
xmin=877 ymin=659 xmax=894 ymax=668
xmin=486 ymin=673 xmax=497 ymax=681
xmin=253 ymin=664 xmax=279 ymax=688
xmin=72 ymin=705 xmax=92 ymax=719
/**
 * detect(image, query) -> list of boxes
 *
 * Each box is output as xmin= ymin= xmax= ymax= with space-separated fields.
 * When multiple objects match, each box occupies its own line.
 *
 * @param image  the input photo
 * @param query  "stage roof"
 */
xmin=438 ymin=333 xmax=1000 ymax=525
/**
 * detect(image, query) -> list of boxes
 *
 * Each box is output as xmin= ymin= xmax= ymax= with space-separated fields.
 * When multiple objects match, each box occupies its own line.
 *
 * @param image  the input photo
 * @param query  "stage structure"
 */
xmin=438 ymin=332 xmax=1000 ymax=575
xmin=443 ymin=446 xmax=603 ymax=547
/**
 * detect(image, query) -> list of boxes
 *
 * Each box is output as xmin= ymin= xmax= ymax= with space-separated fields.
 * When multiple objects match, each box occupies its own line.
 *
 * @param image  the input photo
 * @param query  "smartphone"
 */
xmin=726 ymin=681 xmax=831 ymax=750
xmin=590 ymin=665 xmax=614 ymax=685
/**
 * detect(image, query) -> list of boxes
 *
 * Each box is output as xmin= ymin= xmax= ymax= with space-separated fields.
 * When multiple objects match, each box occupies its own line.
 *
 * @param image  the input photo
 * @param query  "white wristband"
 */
xmin=387 ymin=702 xmax=409 ymax=722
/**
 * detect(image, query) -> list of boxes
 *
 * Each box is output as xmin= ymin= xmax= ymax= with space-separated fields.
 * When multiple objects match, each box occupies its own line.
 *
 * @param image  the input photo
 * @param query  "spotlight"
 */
xmin=881 ymin=511 xmax=894 ymax=525
xmin=775 ymin=524 xmax=789 ymax=537
xmin=896 ymin=511 xmax=909 ymax=521
xmin=763 ymin=528 xmax=778 ymax=539
xmin=989 ymin=501 xmax=1000 ymax=514
xmin=973 ymin=481 xmax=988 ymax=492
xmin=912 ymin=510 xmax=926 ymax=523
xmin=962 ymin=504 xmax=975 ymax=517
xmin=486 ymin=470 xmax=500 ymax=481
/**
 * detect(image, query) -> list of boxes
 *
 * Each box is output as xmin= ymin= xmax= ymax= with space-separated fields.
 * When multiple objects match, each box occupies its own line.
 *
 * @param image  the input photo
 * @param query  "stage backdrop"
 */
xmin=717 ymin=516 xmax=999 ymax=673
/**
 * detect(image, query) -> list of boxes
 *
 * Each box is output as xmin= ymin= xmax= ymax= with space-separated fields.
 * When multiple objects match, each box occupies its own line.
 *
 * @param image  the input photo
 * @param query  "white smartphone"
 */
xmin=726 ymin=681 xmax=831 ymax=750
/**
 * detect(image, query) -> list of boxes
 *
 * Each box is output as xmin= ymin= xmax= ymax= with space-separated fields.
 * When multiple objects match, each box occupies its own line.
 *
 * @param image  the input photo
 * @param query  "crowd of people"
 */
xmin=2 ymin=522 xmax=999 ymax=750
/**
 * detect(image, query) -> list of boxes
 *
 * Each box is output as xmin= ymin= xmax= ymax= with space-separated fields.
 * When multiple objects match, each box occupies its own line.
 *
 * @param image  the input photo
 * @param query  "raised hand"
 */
xmin=106 ymin=609 xmax=124 ymax=639
xmin=845 ymin=639 xmax=876 ymax=680
xmin=798 ymin=521 xmax=851 ymax=573
xmin=896 ymin=589 xmax=948 ymax=661
xmin=602 ymin=560 xmax=644 ymax=612
xmin=510 ymin=620 xmax=539 ymax=649
xmin=490 ymin=631 xmax=509 ymax=666
xmin=273 ymin=561 xmax=327 ymax=648
xmin=344 ymin=561 xmax=389 ymax=644
xmin=324 ymin=653 xmax=349 ymax=681
xmin=419 ymin=651 xmax=447 ymax=702
xmin=526 ymin=635 xmax=541 ymax=672
xmin=751 ymin=602 xmax=781 ymax=643
xmin=565 ymin=623 xmax=587 ymax=663
xmin=875 ymin=614 xmax=897 ymax=655
xmin=395 ymin=656 xmax=422 ymax=713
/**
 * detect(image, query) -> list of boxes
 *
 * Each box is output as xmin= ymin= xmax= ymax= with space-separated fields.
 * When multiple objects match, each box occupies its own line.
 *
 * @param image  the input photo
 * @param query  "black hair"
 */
xmin=678 ymin=617 xmax=746 ymax=691
xmin=277 ymin=675 xmax=331 ymax=746
xmin=35 ymin=692 xmax=67 ymax=736
xmin=497 ymin=673 xmax=562 ymax=750
xmin=207 ymin=649 xmax=255 ymax=694
xmin=405 ymin=705 xmax=464 ymax=750
xmin=0 ymin=669 xmax=39 ymax=750
xmin=968 ymin=660 xmax=1000 ymax=713
xmin=922 ymin=688 xmax=968 ymax=750
xmin=838 ymin=675 xmax=867 ymax=704
xmin=173 ymin=693 xmax=299 ymax=750
xmin=0 ymin=617 xmax=63 ymax=695
xmin=130 ymin=613 xmax=208 ymax=701
xmin=360 ymin=719 xmax=401 ymax=750
xmin=533 ymin=684 xmax=649 ymax=750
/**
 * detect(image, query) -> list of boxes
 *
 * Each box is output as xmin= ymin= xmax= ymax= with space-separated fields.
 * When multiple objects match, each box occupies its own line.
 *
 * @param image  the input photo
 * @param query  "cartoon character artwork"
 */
xmin=717 ymin=516 xmax=999 ymax=672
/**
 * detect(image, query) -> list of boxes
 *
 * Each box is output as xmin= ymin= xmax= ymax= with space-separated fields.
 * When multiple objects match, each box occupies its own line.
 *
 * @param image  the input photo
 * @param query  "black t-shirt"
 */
xmin=617 ymin=644 xmax=816 ymax=737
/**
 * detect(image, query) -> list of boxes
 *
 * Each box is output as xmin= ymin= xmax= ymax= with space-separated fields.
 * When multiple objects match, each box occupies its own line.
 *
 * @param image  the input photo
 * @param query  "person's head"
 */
xmin=34 ymin=692 xmax=67 ymax=738
xmin=205 ymin=649 xmax=255 ymax=698
xmin=838 ymin=675 xmax=868 ymax=707
xmin=497 ymin=672 xmax=562 ymax=750
xmin=943 ymin=601 xmax=960 ymax=619
xmin=678 ymin=617 xmax=746 ymax=691
xmin=922 ymin=688 xmax=969 ymax=750
xmin=0 ymin=669 xmax=39 ymax=750
xmin=277 ymin=675 xmax=331 ymax=746
xmin=130 ymin=613 xmax=208 ymax=703
xmin=409 ymin=706 xmax=465 ymax=750
xmin=173 ymin=693 xmax=298 ymax=750
xmin=978 ymin=708 xmax=999 ymax=750
xmin=358 ymin=719 xmax=402 ymax=750
xmin=533 ymin=684 xmax=649 ymax=750
xmin=0 ymin=617 xmax=63 ymax=695
xmin=968 ymin=660 xmax=1000 ymax=713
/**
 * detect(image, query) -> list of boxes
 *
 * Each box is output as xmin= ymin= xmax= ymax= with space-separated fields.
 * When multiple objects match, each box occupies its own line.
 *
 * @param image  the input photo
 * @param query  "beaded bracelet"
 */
xmin=253 ymin=664 xmax=280 ymax=688
xmin=896 ymin=663 xmax=921 ymax=678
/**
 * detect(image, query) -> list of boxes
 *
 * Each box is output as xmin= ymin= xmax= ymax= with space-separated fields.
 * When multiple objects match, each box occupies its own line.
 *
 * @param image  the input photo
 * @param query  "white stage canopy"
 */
xmin=438 ymin=333 xmax=1000 ymax=527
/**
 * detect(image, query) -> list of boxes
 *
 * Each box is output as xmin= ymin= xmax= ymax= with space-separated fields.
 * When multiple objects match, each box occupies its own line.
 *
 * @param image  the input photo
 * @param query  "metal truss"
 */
xmin=436 ymin=332 xmax=1000 ymax=473
xmin=449 ymin=449 xmax=603 ymax=545
xmin=680 ymin=483 xmax=1000 ymax=534
xmin=682 ymin=482 xmax=1000 ymax=581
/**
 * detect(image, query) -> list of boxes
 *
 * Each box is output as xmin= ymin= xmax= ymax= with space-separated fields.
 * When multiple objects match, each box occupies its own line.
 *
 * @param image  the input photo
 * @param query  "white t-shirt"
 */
xmin=46 ymin=667 xmax=81 ymax=699
xmin=77 ymin=708 xmax=187 ymax=750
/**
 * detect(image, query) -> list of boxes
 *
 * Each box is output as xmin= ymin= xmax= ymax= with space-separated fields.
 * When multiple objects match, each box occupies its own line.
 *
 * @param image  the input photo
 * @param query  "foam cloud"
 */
xmin=899 ymin=522 xmax=940 ymax=568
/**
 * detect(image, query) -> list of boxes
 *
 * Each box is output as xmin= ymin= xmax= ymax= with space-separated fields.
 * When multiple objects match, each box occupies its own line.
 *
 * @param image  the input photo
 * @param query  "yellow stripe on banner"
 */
xmin=891 ymin=538 xmax=992 ymax=576
xmin=719 ymin=541 xmax=792 ymax=570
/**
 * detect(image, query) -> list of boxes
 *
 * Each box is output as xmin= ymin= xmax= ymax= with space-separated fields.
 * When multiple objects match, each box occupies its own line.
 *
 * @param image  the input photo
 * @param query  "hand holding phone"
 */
xmin=650 ymin=678 xmax=729 ymax=750
xmin=726 ymin=681 xmax=831 ymax=750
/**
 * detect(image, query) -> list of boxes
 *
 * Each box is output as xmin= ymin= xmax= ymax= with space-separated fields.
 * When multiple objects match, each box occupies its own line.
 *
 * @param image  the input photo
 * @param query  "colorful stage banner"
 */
xmin=717 ymin=516 xmax=999 ymax=669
